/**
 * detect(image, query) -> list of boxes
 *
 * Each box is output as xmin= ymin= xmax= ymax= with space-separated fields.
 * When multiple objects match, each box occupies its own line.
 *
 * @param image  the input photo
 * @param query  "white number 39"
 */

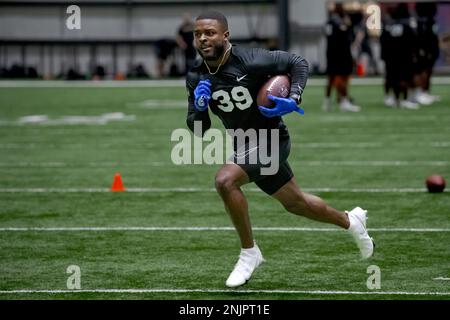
xmin=212 ymin=86 xmax=253 ymax=112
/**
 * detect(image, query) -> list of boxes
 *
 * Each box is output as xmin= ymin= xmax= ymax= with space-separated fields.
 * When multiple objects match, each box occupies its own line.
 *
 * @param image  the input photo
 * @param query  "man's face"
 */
xmin=194 ymin=19 xmax=229 ymax=61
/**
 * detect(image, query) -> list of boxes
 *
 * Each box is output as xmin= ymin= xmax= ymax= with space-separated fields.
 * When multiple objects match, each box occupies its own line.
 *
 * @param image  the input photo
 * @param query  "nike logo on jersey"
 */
xmin=236 ymin=74 xmax=247 ymax=82
xmin=235 ymin=146 xmax=258 ymax=159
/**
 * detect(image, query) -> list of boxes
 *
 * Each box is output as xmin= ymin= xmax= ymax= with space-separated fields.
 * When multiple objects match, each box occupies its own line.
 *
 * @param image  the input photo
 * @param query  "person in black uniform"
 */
xmin=322 ymin=4 xmax=360 ymax=112
xmin=186 ymin=11 xmax=374 ymax=287
xmin=381 ymin=3 xmax=419 ymax=109
xmin=380 ymin=5 xmax=396 ymax=107
xmin=412 ymin=2 xmax=440 ymax=104
xmin=176 ymin=13 xmax=197 ymax=75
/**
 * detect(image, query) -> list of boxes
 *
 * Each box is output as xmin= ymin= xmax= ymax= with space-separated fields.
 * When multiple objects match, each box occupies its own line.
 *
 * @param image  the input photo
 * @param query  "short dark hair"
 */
xmin=196 ymin=11 xmax=228 ymax=30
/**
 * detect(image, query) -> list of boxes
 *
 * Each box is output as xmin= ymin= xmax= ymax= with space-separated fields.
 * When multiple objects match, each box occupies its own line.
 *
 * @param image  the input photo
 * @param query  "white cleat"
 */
xmin=384 ymin=95 xmax=396 ymax=108
xmin=399 ymin=100 xmax=420 ymax=110
xmin=346 ymin=207 xmax=375 ymax=259
xmin=412 ymin=90 xmax=434 ymax=105
xmin=422 ymin=92 xmax=441 ymax=103
xmin=428 ymin=94 xmax=441 ymax=102
xmin=340 ymin=99 xmax=361 ymax=112
xmin=415 ymin=93 xmax=433 ymax=105
xmin=225 ymin=244 xmax=264 ymax=288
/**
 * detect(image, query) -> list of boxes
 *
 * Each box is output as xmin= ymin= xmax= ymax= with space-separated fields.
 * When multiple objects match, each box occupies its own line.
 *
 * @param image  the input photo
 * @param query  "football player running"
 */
xmin=186 ymin=11 xmax=374 ymax=288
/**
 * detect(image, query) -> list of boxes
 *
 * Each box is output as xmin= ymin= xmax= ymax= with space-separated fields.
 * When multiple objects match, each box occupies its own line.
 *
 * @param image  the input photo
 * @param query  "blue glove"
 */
xmin=258 ymin=95 xmax=305 ymax=118
xmin=194 ymin=79 xmax=212 ymax=112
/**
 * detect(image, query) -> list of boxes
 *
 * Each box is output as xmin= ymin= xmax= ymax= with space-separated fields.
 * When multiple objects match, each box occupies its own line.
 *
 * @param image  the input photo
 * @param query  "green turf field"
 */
xmin=0 ymin=81 xmax=449 ymax=300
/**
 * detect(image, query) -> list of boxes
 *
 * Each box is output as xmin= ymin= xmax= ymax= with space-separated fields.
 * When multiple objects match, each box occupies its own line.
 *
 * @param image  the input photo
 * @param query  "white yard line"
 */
xmin=0 ymin=288 xmax=448 ymax=296
xmin=0 ymin=162 xmax=168 ymax=167
xmin=0 ymin=187 xmax=443 ymax=193
xmin=293 ymin=142 xmax=384 ymax=148
xmin=0 ymin=227 xmax=448 ymax=232
xmin=293 ymin=161 xmax=450 ymax=166
xmin=295 ymin=142 xmax=449 ymax=149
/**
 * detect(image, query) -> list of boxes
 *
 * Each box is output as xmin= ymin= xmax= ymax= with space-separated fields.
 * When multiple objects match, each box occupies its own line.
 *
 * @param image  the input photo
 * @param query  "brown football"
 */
xmin=257 ymin=75 xmax=291 ymax=108
xmin=426 ymin=175 xmax=446 ymax=193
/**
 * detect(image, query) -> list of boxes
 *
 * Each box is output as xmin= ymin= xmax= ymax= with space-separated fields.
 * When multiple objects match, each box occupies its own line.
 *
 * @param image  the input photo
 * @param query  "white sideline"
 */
xmin=0 ymin=160 xmax=448 ymax=167
xmin=0 ymin=187 xmax=445 ymax=193
xmin=2 ymin=142 xmax=449 ymax=149
xmin=0 ymin=227 xmax=449 ymax=232
xmin=1 ymin=77 xmax=450 ymax=87
xmin=0 ymin=288 xmax=448 ymax=296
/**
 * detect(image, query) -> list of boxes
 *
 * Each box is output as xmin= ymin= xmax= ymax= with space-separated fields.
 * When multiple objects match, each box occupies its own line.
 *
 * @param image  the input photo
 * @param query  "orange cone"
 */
xmin=111 ymin=172 xmax=126 ymax=192
xmin=356 ymin=62 xmax=365 ymax=77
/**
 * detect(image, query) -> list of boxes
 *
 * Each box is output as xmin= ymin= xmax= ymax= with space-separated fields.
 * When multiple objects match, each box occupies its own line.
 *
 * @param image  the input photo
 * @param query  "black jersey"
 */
xmin=416 ymin=17 xmax=439 ymax=64
xmin=186 ymin=45 xmax=309 ymax=137
xmin=325 ymin=14 xmax=354 ymax=57
xmin=324 ymin=13 xmax=354 ymax=75
xmin=381 ymin=18 xmax=416 ymax=65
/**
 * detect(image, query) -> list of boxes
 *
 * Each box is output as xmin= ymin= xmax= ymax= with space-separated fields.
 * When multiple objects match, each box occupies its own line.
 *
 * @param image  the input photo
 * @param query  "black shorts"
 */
xmin=229 ymin=134 xmax=293 ymax=195
xmin=326 ymin=52 xmax=353 ymax=76
xmin=386 ymin=59 xmax=413 ymax=83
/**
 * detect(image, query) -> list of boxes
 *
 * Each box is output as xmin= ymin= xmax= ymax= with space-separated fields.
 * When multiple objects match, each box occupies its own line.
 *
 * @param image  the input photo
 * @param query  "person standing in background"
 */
xmin=322 ymin=3 xmax=361 ymax=112
xmin=380 ymin=4 xmax=396 ymax=107
xmin=381 ymin=3 xmax=419 ymax=109
xmin=412 ymin=2 xmax=440 ymax=104
xmin=176 ymin=13 xmax=197 ymax=75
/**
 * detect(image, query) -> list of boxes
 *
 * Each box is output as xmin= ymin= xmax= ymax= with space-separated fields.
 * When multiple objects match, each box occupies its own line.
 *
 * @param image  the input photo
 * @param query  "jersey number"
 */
xmin=212 ymin=86 xmax=253 ymax=112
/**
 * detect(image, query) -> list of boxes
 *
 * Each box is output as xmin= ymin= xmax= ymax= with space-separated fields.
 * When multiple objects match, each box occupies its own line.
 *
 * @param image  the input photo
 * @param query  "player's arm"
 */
xmin=186 ymin=72 xmax=211 ymax=137
xmin=248 ymin=48 xmax=308 ymax=117
xmin=249 ymin=48 xmax=309 ymax=105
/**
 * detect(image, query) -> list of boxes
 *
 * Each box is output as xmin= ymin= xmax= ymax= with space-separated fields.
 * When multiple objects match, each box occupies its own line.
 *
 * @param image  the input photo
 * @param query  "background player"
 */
xmin=176 ymin=13 xmax=197 ymax=75
xmin=380 ymin=3 xmax=419 ymax=109
xmin=322 ymin=3 xmax=360 ymax=112
xmin=186 ymin=11 xmax=374 ymax=288
xmin=412 ymin=2 xmax=440 ymax=104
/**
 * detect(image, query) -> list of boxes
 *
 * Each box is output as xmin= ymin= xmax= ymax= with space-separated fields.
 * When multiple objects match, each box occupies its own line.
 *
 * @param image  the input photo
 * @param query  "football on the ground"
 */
xmin=425 ymin=175 xmax=446 ymax=193
xmin=257 ymin=75 xmax=290 ymax=108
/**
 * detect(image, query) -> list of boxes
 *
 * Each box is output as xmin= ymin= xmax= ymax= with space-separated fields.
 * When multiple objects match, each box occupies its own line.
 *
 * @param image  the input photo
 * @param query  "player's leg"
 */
xmin=338 ymin=75 xmax=360 ymax=112
xmin=423 ymin=67 xmax=440 ymax=102
xmin=322 ymin=75 xmax=334 ymax=111
xmin=270 ymin=175 xmax=374 ymax=259
xmin=323 ymin=54 xmax=338 ymax=111
xmin=411 ymin=71 xmax=430 ymax=105
xmin=391 ymin=69 xmax=417 ymax=109
xmin=392 ymin=77 xmax=401 ymax=104
xmin=215 ymin=163 xmax=252 ymax=248
xmin=325 ymin=75 xmax=334 ymax=98
xmin=420 ymin=67 xmax=439 ymax=102
xmin=215 ymin=163 xmax=264 ymax=287
xmin=399 ymin=76 xmax=419 ymax=109
xmin=423 ymin=69 xmax=430 ymax=92
xmin=336 ymin=75 xmax=348 ymax=101
xmin=384 ymin=66 xmax=395 ymax=107
xmin=272 ymin=177 xmax=349 ymax=228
